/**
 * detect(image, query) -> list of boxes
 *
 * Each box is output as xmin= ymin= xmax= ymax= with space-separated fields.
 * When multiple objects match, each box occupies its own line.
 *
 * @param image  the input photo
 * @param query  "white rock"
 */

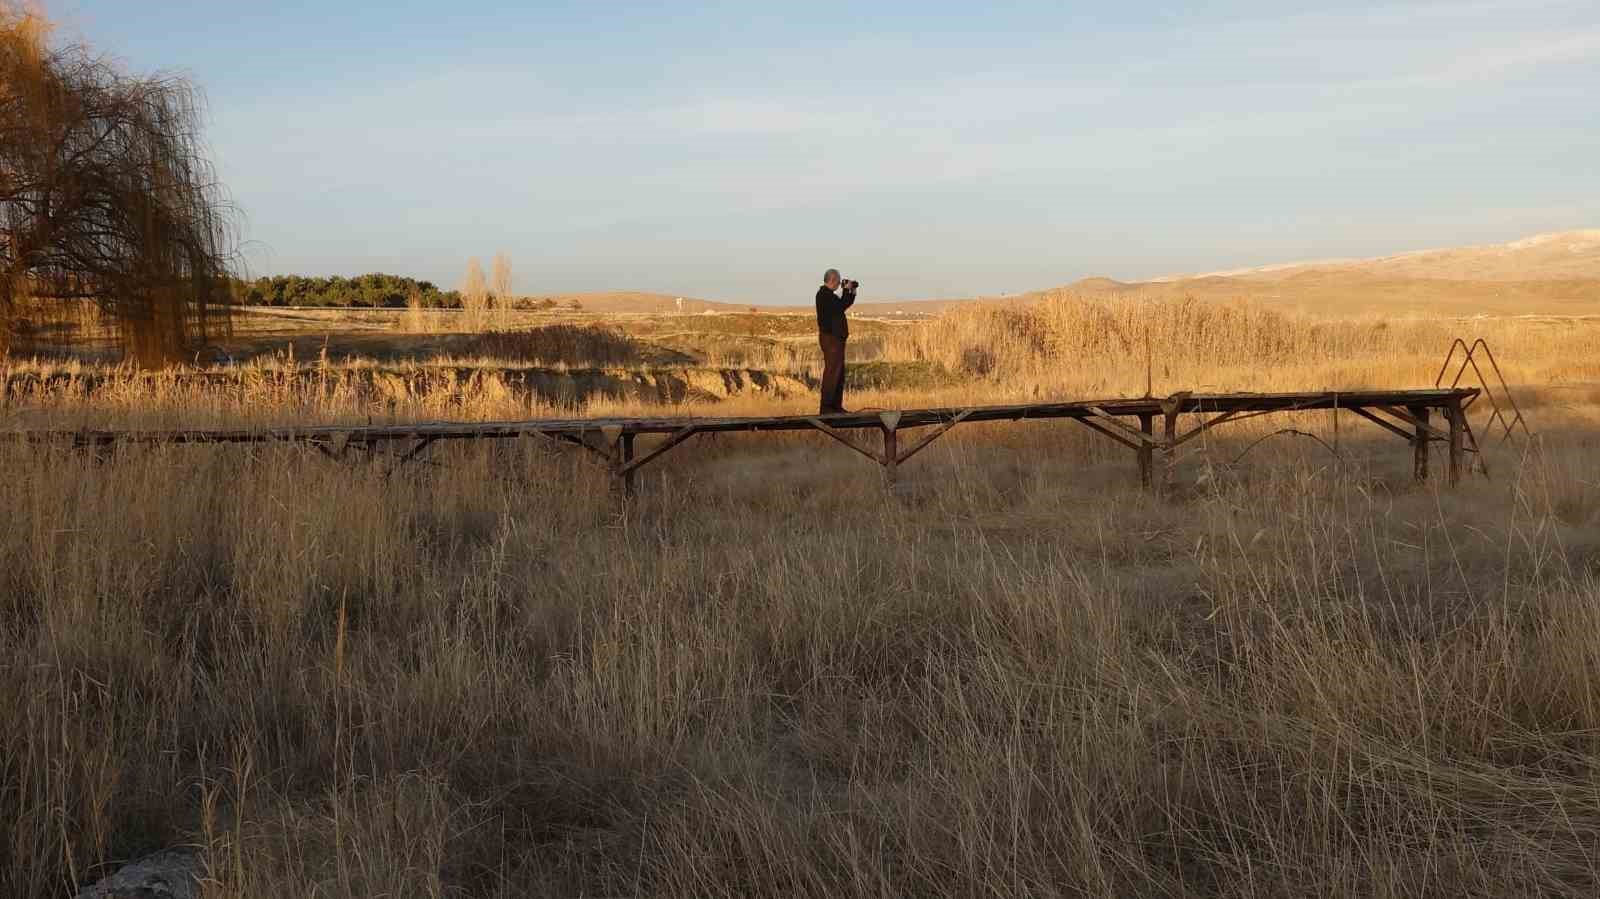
xmin=76 ymin=848 xmax=202 ymax=899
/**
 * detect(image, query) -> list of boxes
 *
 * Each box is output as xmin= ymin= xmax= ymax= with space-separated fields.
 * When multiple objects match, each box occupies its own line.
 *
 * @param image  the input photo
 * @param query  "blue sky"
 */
xmin=50 ymin=1 xmax=1600 ymax=302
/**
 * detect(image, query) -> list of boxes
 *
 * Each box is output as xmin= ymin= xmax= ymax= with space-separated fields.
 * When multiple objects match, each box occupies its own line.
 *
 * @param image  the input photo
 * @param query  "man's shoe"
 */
xmin=819 ymin=406 xmax=850 ymax=415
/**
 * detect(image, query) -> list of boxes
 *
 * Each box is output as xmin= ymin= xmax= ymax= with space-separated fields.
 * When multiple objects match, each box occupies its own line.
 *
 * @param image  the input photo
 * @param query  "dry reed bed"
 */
xmin=5 ymin=297 xmax=1600 ymax=896
xmin=0 ymin=365 xmax=819 ymax=430
xmin=4 ymin=428 xmax=1599 ymax=897
xmin=885 ymin=295 xmax=1600 ymax=394
xmin=9 ymin=295 xmax=1599 ymax=428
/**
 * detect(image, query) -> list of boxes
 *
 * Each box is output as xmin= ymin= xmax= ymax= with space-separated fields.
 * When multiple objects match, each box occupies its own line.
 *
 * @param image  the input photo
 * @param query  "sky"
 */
xmin=48 ymin=0 xmax=1600 ymax=303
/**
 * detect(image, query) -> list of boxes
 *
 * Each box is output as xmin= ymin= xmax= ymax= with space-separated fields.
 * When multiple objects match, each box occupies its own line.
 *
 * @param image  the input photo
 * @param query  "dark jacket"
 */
xmin=815 ymin=284 xmax=856 ymax=339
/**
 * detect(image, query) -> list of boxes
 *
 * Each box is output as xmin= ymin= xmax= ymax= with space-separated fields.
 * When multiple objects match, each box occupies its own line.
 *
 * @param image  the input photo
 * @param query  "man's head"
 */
xmin=823 ymin=269 xmax=840 ymax=290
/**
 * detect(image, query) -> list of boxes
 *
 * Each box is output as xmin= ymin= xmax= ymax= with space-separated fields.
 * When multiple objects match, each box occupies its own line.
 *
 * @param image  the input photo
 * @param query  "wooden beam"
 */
xmin=1070 ymin=416 xmax=1141 ymax=451
xmin=618 ymin=425 xmax=699 ymax=475
xmin=542 ymin=430 xmax=614 ymax=464
xmin=1347 ymin=406 xmax=1414 ymax=442
xmin=895 ymin=409 xmax=973 ymax=465
xmin=1087 ymin=406 xmax=1159 ymax=445
xmin=395 ymin=435 xmax=438 ymax=465
xmin=805 ymin=418 xmax=881 ymax=464
xmin=0 ymin=388 xmax=1483 ymax=446
xmin=382 ymin=435 xmax=440 ymax=479
xmin=1377 ymin=405 xmax=1450 ymax=441
xmin=308 ymin=431 xmax=354 ymax=460
xmin=1170 ymin=409 xmax=1245 ymax=448
xmin=1170 ymin=397 xmax=1333 ymax=448
xmin=2 ymin=388 xmax=1494 ymax=498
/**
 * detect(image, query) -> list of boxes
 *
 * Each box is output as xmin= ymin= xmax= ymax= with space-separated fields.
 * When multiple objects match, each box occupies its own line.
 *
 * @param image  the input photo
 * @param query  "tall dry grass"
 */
xmin=15 ymin=296 xmax=1600 ymax=429
xmin=885 ymin=294 xmax=1600 ymax=398
xmin=4 ymin=298 xmax=1600 ymax=896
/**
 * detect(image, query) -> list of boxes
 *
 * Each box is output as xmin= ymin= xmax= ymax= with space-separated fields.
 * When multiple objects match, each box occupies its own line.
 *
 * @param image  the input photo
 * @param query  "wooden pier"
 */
xmin=2 ymin=388 xmax=1483 ymax=492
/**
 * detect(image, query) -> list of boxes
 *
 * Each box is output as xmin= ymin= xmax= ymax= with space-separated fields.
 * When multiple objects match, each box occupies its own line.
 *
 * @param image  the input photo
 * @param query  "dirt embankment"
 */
xmin=2 ymin=366 xmax=816 ymax=408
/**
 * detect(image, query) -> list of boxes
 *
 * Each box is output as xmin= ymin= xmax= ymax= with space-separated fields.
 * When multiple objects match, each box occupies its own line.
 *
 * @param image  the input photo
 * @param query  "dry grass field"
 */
xmin=7 ymin=294 xmax=1600 ymax=896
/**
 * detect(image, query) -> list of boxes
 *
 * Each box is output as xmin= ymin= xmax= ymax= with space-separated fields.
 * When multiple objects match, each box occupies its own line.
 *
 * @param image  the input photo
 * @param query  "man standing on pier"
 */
xmin=816 ymin=268 xmax=857 ymax=414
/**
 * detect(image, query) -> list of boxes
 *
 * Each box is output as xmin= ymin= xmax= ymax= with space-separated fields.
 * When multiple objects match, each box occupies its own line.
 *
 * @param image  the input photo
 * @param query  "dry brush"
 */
xmin=4 ymin=298 xmax=1600 ymax=896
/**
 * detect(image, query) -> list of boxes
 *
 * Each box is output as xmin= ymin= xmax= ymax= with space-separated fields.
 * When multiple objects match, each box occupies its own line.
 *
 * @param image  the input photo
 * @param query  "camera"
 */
xmin=841 ymin=279 xmax=860 ymax=291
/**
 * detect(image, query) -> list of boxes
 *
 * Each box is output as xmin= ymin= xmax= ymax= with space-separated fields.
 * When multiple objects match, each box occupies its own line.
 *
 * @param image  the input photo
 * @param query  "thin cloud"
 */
xmin=194 ymin=1 xmax=1599 ymax=295
xmin=1419 ymin=29 xmax=1600 ymax=84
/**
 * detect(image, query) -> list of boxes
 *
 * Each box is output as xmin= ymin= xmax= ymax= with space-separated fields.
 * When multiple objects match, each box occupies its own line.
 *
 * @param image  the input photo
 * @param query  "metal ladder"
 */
xmin=1433 ymin=338 xmax=1533 ymax=477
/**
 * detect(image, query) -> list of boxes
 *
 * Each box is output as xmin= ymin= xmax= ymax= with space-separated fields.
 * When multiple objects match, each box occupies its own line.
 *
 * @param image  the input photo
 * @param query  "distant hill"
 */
xmin=539 ymin=291 xmax=984 ymax=320
xmin=249 ymin=230 xmax=1600 ymax=319
xmin=839 ymin=230 xmax=1600 ymax=317
xmin=526 ymin=292 xmax=743 ymax=314
xmin=1050 ymin=230 xmax=1600 ymax=317
xmin=849 ymin=297 xmax=980 ymax=318
xmin=1153 ymin=230 xmax=1600 ymax=283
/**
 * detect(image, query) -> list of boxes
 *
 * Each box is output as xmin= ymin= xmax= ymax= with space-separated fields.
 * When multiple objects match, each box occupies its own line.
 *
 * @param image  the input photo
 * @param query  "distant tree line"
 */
xmin=233 ymin=261 xmax=576 ymax=315
xmin=233 ymin=274 xmax=463 ymax=308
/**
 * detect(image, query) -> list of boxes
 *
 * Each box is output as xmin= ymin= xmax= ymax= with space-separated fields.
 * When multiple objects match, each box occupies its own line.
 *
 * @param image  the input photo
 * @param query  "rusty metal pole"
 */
xmin=877 ymin=412 xmax=902 ymax=487
xmin=881 ymin=425 xmax=898 ymax=486
xmin=1137 ymin=412 xmax=1154 ymax=490
xmin=1160 ymin=398 xmax=1182 ymax=493
xmin=620 ymin=433 xmax=636 ymax=496
xmin=1446 ymin=398 xmax=1463 ymax=487
xmin=1410 ymin=405 xmax=1430 ymax=482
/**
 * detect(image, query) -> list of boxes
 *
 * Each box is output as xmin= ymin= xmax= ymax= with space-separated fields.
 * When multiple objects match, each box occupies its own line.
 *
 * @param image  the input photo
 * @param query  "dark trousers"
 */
xmin=818 ymin=333 xmax=847 ymax=413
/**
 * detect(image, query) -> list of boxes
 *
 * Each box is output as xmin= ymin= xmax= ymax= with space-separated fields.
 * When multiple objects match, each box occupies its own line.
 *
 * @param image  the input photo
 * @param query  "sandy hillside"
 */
xmin=1156 ymin=230 xmax=1600 ymax=282
xmin=749 ymin=229 xmax=1600 ymax=317
xmin=1045 ymin=229 xmax=1600 ymax=317
xmin=503 ymin=230 xmax=1600 ymax=319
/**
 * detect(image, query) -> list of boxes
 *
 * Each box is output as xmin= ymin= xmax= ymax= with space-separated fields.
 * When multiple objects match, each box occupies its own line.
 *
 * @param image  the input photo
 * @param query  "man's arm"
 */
xmin=817 ymin=285 xmax=840 ymax=316
xmin=840 ymin=286 xmax=856 ymax=310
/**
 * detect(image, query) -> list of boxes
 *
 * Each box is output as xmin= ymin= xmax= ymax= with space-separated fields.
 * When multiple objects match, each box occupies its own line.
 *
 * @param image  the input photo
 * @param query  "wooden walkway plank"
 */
xmin=0 ymin=388 xmax=1481 ymax=493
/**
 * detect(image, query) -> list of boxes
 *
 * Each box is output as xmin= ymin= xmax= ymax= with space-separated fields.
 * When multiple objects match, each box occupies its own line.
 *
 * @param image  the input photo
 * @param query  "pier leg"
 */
xmin=1137 ymin=413 xmax=1154 ymax=490
xmin=881 ymin=426 xmax=899 ymax=486
xmin=1446 ymin=399 xmax=1463 ymax=487
xmin=1161 ymin=403 xmax=1181 ymax=492
xmin=620 ymin=433 xmax=636 ymax=496
xmin=1410 ymin=405 xmax=1430 ymax=482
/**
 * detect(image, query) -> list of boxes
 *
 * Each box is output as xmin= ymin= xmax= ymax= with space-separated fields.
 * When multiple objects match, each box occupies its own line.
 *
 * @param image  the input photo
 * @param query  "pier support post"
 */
xmin=1446 ymin=398 xmax=1464 ymax=487
xmin=619 ymin=433 xmax=636 ymax=496
xmin=1160 ymin=394 xmax=1187 ymax=492
xmin=877 ymin=412 xmax=902 ymax=487
xmin=881 ymin=425 xmax=899 ymax=486
xmin=1137 ymin=413 xmax=1154 ymax=489
xmin=1410 ymin=405 xmax=1430 ymax=482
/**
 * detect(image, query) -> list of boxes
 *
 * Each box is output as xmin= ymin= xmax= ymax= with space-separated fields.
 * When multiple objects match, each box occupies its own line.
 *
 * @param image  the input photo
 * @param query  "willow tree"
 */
xmin=1 ymin=4 xmax=235 ymax=364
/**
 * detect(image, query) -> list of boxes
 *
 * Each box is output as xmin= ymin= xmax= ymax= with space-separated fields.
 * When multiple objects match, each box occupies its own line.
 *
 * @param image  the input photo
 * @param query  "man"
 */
xmin=815 ymin=268 xmax=857 ymax=414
